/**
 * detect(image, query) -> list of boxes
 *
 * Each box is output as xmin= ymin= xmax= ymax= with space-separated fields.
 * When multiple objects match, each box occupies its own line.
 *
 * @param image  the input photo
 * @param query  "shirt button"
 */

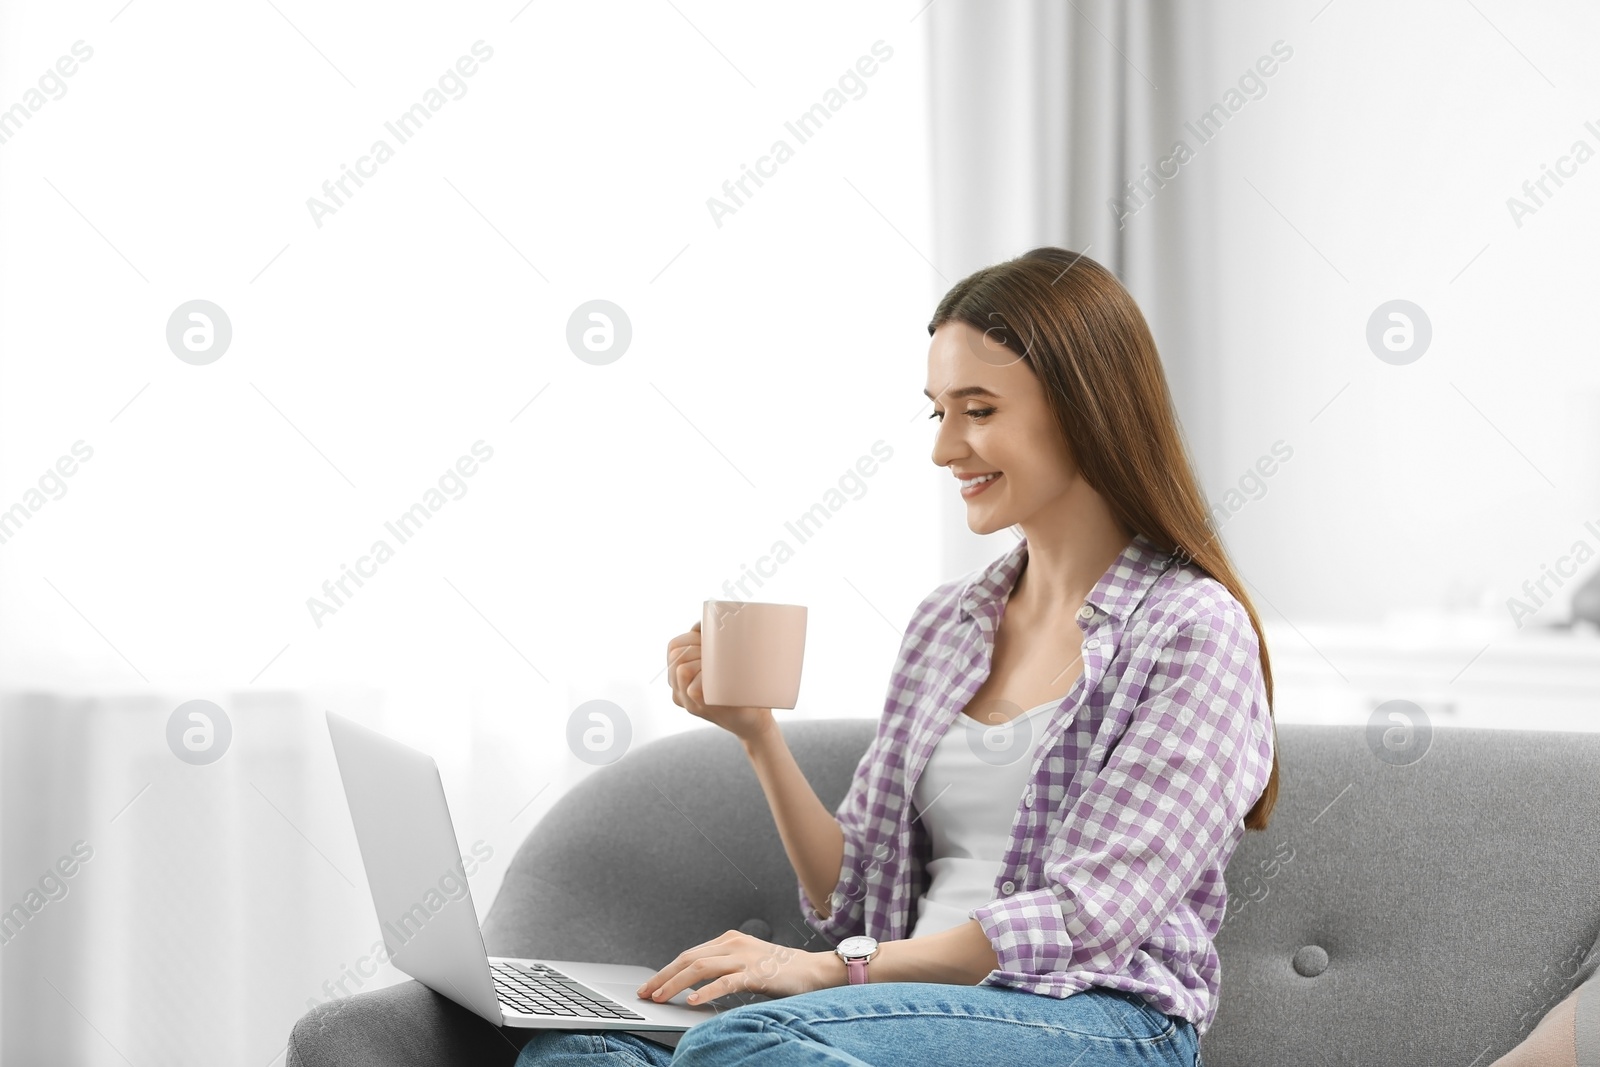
xmin=1086 ymin=638 xmax=1101 ymax=650
xmin=1076 ymin=605 xmax=1094 ymax=620
xmin=1000 ymin=880 xmax=1016 ymax=895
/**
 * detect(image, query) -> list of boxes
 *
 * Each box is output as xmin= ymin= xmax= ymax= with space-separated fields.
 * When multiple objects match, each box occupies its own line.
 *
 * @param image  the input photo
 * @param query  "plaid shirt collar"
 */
xmin=957 ymin=530 xmax=1174 ymax=625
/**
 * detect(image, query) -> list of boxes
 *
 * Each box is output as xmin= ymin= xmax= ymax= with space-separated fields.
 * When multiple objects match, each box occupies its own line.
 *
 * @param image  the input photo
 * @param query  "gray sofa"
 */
xmin=288 ymin=718 xmax=1600 ymax=1066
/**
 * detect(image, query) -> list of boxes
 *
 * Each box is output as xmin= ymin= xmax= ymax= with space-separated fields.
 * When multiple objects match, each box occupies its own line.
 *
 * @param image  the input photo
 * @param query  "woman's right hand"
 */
xmin=666 ymin=621 xmax=775 ymax=742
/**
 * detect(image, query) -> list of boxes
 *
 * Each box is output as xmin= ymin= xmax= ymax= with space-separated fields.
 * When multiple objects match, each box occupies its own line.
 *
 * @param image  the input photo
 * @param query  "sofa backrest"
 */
xmin=483 ymin=720 xmax=864 ymax=967
xmin=1208 ymin=722 xmax=1600 ymax=1067
xmin=482 ymin=719 xmax=1600 ymax=1067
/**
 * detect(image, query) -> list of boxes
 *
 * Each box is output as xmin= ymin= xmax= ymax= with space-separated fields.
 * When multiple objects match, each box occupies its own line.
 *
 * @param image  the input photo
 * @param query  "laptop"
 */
xmin=325 ymin=710 xmax=721 ymax=1046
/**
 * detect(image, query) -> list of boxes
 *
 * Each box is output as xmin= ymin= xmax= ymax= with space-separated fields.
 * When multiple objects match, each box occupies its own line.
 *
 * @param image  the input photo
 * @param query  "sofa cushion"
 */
xmin=1182 ymin=725 xmax=1600 ymax=1067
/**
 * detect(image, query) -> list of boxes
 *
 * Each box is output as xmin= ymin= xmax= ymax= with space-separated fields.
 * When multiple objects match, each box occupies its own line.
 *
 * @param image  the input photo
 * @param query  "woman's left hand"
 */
xmin=635 ymin=930 xmax=840 ymax=1006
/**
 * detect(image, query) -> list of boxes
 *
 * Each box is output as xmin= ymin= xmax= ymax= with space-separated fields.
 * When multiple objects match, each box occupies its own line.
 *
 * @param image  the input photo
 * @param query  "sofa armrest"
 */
xmin=287 ymin=980 xmax=531 ymax=1067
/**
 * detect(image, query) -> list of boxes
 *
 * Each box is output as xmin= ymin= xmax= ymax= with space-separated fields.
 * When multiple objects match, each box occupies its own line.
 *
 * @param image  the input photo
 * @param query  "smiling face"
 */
xmin=926 ymin=321 xmax=1081 ymax=536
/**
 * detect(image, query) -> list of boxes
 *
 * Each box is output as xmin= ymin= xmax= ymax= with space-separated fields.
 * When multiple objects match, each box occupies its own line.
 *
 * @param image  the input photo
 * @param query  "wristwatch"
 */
xmin=835 ymin=935 xmax=879 ymax=985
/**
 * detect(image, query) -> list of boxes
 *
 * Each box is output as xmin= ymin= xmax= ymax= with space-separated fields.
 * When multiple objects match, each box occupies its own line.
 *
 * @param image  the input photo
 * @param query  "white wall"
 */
xmin=1202 ymin=0 xmax=1600 ymax=627
xmin=1190 ymin=1 xmax=1600 ymax=732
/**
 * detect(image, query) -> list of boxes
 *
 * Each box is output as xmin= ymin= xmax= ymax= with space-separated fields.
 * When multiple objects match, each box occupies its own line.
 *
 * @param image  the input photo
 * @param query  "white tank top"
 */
xmin=909 ymin=698 xmax=1059 ymax=939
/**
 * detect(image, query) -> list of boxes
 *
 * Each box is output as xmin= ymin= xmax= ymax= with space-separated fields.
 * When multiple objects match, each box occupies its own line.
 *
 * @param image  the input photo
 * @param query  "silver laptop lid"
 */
xmin=325 ymin=710 xmax=503 ymax=1026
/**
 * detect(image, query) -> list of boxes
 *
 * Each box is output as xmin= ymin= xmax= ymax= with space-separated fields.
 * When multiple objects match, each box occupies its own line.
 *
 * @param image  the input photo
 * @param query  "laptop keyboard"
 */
xmin=490 ymin=961 xmax=648 ymax=1021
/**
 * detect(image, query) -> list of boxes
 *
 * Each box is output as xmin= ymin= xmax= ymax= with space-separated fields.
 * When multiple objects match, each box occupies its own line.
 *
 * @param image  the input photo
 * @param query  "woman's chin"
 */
xmin=965 ymin=511 xmax=1011 ymax=536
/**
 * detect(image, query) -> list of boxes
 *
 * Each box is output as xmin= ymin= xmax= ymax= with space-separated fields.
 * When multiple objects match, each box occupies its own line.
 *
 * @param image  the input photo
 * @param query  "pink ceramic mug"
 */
xmin=700 ymin=600 xmax=808 ymax=709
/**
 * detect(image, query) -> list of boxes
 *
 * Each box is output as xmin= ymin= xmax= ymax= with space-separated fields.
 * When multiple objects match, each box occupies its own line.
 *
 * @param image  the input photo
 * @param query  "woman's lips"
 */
xmin=960 ymin=473 xmax=1001 ymax=499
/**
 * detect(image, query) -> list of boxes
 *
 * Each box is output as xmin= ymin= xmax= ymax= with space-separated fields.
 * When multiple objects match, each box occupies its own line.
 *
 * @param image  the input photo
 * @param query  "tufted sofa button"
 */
xmin=740 ymin=918 xmax=773 ymax=940
xmin=1292 ymin=944 xmax=1329 ymax=977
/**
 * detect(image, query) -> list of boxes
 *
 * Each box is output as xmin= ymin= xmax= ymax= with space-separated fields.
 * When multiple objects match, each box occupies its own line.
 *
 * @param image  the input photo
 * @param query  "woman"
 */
xmin=516 ymin=247 xmax=1279 ymax=1067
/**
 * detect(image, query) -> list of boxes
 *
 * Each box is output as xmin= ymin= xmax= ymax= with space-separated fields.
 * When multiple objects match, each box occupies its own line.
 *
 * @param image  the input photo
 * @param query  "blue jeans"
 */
xmin=514 ymin=982 xmax=1202 ymax=1066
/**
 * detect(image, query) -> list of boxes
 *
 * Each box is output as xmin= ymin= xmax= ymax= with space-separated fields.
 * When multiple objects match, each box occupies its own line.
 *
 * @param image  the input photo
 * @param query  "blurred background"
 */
xmin=2 ymin=0 xmax=1597 ymax=1062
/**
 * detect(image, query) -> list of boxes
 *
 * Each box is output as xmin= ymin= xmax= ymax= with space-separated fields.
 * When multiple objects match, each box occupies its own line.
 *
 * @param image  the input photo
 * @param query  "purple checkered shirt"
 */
xmin=797 ymin=531 xmax=1275 ymax=1036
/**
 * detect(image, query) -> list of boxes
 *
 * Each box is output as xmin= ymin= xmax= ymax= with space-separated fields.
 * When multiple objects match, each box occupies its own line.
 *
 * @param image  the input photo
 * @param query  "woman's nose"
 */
xmin=929 ymin=416 xmax=965 ymax=468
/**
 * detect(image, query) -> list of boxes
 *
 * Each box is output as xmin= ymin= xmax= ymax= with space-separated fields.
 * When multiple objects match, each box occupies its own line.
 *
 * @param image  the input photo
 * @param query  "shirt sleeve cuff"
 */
xmin=971 ymin=887 xmax=1072 ymax=976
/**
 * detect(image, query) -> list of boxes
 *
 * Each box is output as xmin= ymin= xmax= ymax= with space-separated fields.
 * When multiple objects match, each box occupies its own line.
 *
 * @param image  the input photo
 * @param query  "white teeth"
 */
xmin=961 ymin=473 xmax=1000 ymax=489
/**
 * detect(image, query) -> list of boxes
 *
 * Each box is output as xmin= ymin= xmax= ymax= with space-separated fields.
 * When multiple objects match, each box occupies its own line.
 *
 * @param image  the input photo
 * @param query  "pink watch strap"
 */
xmin=846 ymin=957 xmax=869 ymax=984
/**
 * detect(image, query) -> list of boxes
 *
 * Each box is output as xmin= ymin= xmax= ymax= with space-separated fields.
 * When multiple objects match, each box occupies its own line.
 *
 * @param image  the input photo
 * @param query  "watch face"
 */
xmin=837 ymin=935 xmax=878 ymax=958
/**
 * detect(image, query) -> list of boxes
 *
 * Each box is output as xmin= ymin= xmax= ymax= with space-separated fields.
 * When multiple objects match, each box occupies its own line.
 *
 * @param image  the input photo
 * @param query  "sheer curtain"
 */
xmin=925 ymin=0 xmax=1224 ymax=578
xmin=1 ymin=689 xmax=386 ymax=1065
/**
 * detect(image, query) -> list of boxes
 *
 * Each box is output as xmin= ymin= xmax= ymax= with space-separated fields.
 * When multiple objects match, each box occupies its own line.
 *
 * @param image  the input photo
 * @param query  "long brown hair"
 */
xmin=927 ymin=246 xmax=1279 ymax=830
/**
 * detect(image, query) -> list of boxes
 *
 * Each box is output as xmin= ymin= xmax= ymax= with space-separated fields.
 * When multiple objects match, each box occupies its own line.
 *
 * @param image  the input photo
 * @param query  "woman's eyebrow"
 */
xmin=923 ymin=385 xmax=1001 ymax=400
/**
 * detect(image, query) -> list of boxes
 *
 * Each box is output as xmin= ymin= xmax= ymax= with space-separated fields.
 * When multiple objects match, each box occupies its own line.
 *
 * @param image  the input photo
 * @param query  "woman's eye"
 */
xmin=927 ymin=408 xmax=994 ymax=422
